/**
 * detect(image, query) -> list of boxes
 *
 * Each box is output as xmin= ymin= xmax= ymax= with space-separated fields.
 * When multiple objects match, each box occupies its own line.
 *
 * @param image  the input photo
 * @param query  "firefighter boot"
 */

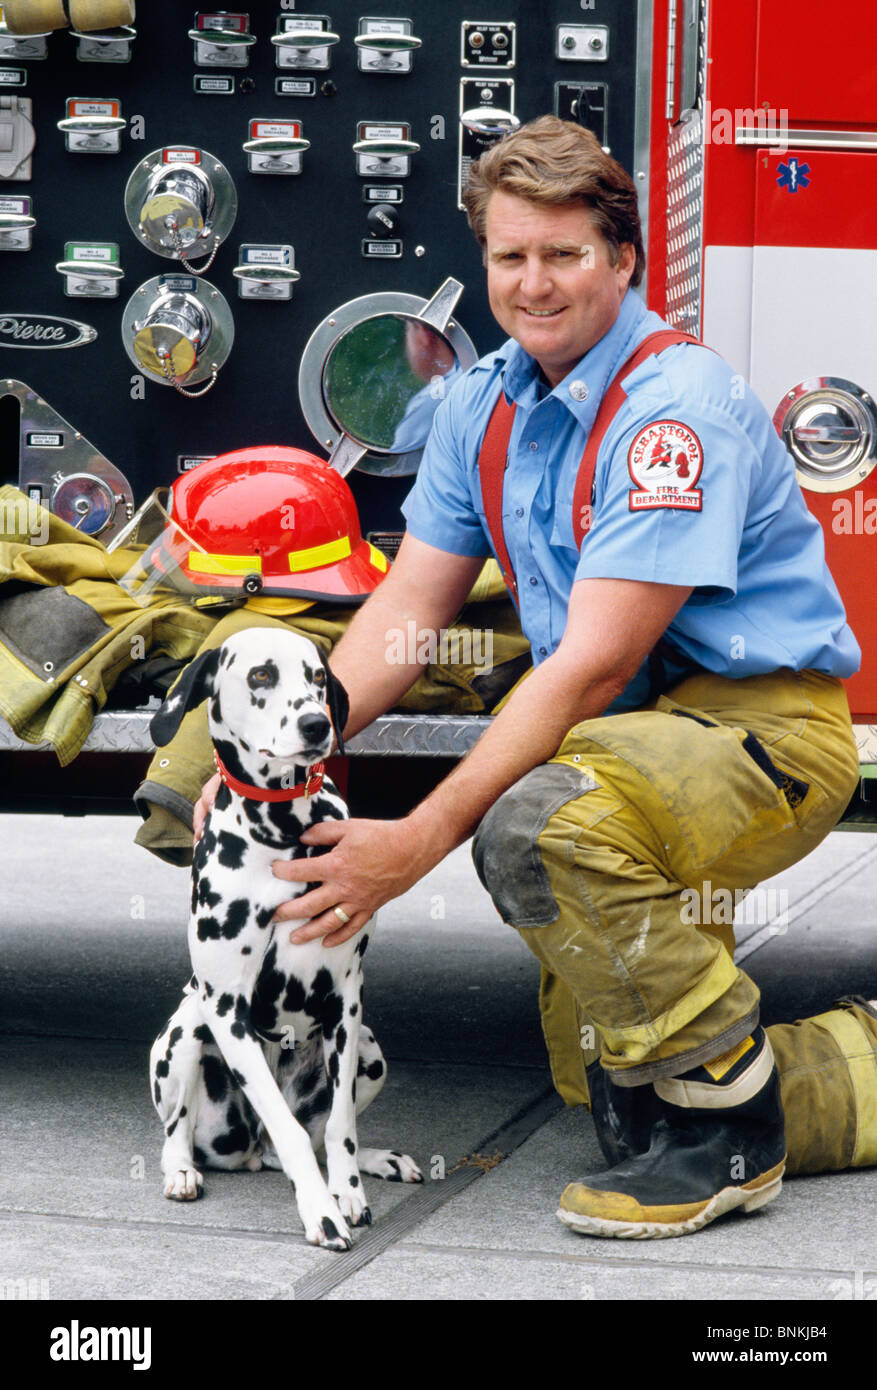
xmin=558 ymin=1029 xmax=786 ymax=1238
xmin=585 ymin=1061 xmax=663 ymax=1166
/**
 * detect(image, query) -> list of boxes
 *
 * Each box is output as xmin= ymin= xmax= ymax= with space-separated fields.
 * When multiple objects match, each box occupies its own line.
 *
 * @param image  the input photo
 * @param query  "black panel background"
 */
xmin=0 ymin=0 xmax=640 ymax=535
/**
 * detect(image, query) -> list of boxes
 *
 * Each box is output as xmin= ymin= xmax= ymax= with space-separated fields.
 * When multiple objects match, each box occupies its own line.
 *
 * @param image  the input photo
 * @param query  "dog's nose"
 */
xmin=298 ymin=713 xmax=331 ymax=745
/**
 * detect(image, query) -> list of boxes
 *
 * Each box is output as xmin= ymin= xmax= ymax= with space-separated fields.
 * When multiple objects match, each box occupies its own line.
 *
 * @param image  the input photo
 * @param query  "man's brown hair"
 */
xmin=463 ymin=115 xmax=645 ymax=287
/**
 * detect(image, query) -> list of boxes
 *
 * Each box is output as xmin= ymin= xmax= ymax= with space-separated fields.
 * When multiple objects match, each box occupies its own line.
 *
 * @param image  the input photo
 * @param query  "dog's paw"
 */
xmin=298 ymin=1190 xmax=353 ymax=1251
xmin=334 ymin=1186 xmax=372 ymax=1228
xmin=358 ymin=1148 xmax=424 ymax=1183
xmin=164 ymin=1167 xmax=203 ymax=1201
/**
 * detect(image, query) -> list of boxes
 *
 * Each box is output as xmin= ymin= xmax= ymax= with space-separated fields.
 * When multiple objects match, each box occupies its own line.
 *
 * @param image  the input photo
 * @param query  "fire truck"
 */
xmin=0 ymin=0 xmax=874 ymax=824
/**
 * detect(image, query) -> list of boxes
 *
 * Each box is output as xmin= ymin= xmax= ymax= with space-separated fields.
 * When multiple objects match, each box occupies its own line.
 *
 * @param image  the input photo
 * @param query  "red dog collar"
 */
xmin=213 ymin=749 xmax=325 ymax=802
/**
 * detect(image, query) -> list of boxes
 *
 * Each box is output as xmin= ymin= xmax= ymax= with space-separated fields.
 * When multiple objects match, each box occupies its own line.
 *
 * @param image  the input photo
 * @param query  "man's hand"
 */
xmin=272 ymin=817 xmax=444 ymax=947
xmin=193 ymin=772 xmax=221 ymax=841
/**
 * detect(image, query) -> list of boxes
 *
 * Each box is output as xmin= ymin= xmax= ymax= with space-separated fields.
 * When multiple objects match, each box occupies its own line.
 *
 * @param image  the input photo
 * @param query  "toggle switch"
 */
xmin=58 ymin=97 xmax=125 ymax=153
xmin=70 ymin=24 xmax=136 ymax=63
xmin=353 ymin=124 xmax=419 ymax=179
xmin=243 ymin=120 xmax=309 ymax=175
xmin=355 ymin=19 xmax=420 ymax=74
xmin=233 ymin=243 xmax=300 ymax=300
xmin=189 ymin=13 xmax=257 ymax=68
xmin=0 ymin=195 xmax=35 ymax=249
xmin=0 ymin=19 xmax=49 ymax=61
xmin=56 ymin=241 xmax=124 ymax=296
xmin=272 ymin=16 xmax=339 ymax=70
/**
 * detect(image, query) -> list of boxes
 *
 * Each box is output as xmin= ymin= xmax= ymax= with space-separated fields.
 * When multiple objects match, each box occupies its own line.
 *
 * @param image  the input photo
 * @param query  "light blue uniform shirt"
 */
xmin=402 ymin=290 xmax=860 ymax=710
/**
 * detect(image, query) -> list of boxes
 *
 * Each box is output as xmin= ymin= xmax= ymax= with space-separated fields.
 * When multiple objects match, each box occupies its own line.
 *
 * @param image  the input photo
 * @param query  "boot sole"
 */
xmin=556 ymin=1162 xmax=785 ymax=1240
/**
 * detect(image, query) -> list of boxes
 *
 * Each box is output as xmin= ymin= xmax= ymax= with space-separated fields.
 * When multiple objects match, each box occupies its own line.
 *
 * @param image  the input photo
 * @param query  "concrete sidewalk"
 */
xmin=0 ymin=816 xmax=875 ymax=1303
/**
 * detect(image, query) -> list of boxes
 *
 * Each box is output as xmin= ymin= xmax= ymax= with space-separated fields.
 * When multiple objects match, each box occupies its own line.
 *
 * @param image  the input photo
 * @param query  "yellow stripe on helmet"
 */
xmin=287 ymin=535 xmax=352 ymax=572
xmin=188 ymin=551 xmax=262 ymax=576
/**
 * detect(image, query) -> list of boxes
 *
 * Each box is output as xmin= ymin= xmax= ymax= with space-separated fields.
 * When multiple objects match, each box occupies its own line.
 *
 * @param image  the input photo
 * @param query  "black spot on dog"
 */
xmin=210 ymin=693 xmax=222 ymax=724
xmin=241 ymin=945 xmax=252 ymax=955
xmin=259 ymin=763 xmax=269 ymax=777
xmin=232 ymin=1069 xmax=247 ymax=1088
xmin=212 ymin=1103 xmax=251 ymax=1155
xmin=344 ymin=1138 xmax=355 ymax=1155
xmin=201 ymin=1052 xmax=228 ymax=1103
xmin=213 ymin=738 xmax=249 ymax=785
xmin=240 ymin=739 xmax=250 ymax=753
xmin=251 ymin=942 xmax=285 ymax=1034
xmin=292 ymin=697 xmax=306 ymax=710
xmin=217 ymin=831 xmax=247 ymax=870
xmin=216 ymin=783 xmax=231 ymax=813
xmin=219 ymin=647 xmax=229 ymax=667
xmin=203 ymin=981 xmax=214 ymax=998
xmin=349 ymin=1003 xmax=358 ymax=1016
xmin=196 ymin=877 xmax=221 ymax=911
xmin=167 ymin=1027 xmax=183 ymax=1054
xmin=217 ymin=993 xmax=234 ymax=1017
xmin=196 ymin=915 xmax=221 ymax=942
xmin=357 ymin=1057 xmax=384 ymax=1082
xmin=222 ymin=898 xmax=249 ymax=940
xmin=294 ymin=1085 xmax=330 ymax=1129
xmin=304 ymin=969 xmax=343 ymax=1038
xmin=155 ymin=1059 xmax=169 ymax=1079
xmin=153 ymin=1080 xmax=162 ymax=1105
xmin=356 ymin=936 xmax=369 ymax=960
xmin=231 ymin=994 xmax=251 ymax=1040
xmin=349 ymin=1175 xmax=359 ymax=1187
xmin=226 ymin=655 xmax=236 ymax=671
xmin=327 ymin=1051 xmax=340 ymax=1087
xmin=336 ymin=1024 xmax=347 ymax=1056
xmin=321 ymin=1217 xmax=340 ymax=1243
xmin=256 ymin=904 xmax=275 ymax=929
xmin=193 ymin=1024 xmax=213 ymax=1044
xmin=166 ymin=1117 xmax=178 ymax=1137
xmin=280 ymin=716 xmax=288 ymax=728
xmin=250 ymin=695 xmax=266 ymax=711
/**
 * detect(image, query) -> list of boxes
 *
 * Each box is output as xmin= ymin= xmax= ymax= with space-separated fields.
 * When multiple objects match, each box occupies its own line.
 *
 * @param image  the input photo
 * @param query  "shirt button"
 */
xmin=539 ymin=646 xmax=548 ymax=656
xmin=528 ymin=440 xmax=539 ymax=452
xmin=529 ymin=576 xmax=538 ymax=586
xmin=515 ymin=507 xmax=524 ymax=517
xmin=569 ymin=380 xmax=589 ymax=402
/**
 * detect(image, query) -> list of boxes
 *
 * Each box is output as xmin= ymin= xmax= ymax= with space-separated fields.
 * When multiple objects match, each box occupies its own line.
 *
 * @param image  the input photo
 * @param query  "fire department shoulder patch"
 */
xmin=627 ymin=419 xmax=703 ymax=512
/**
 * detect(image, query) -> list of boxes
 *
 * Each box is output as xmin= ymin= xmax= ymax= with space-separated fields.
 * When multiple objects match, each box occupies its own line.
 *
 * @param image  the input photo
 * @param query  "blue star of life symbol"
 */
xmin=777 ymin=158 xmax=810 ymax=193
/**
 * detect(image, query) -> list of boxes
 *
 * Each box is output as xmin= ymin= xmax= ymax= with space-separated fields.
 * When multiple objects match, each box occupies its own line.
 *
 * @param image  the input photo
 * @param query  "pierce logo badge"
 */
xmin=628 ymin=419 xmax=703 ymax=512
xmin=0 ymin=315 xmax=97 ymax=349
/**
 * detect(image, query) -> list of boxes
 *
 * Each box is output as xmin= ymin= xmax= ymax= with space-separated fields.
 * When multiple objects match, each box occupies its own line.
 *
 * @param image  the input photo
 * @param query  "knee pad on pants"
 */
xmin=472 ymin=763 xmax=598 ymax=927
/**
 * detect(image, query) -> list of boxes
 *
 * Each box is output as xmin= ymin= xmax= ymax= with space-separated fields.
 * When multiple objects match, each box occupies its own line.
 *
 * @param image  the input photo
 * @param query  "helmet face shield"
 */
xmin=110 ymin=448 xmax=390 ymax=606
xmin=111 ymin=489 xmax=264 ymax=606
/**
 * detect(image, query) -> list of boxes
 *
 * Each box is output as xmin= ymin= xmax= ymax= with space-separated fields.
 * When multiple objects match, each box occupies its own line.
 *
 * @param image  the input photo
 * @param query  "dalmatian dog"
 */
xmin=148 ymin=627 xmax=422 ymax=1251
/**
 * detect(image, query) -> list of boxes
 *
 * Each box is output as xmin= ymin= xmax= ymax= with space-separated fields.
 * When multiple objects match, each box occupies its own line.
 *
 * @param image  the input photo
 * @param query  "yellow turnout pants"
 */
xmin=473 ymin=668 xmax=877 ymax=1174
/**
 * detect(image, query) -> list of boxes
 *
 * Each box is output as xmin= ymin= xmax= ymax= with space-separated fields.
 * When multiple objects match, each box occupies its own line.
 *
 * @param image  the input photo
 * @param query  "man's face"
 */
xmin=484 ymin=191 xmax=636 ymax=388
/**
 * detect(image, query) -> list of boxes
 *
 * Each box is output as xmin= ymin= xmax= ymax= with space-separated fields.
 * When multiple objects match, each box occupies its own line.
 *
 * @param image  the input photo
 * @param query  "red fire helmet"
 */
xmin=152 ymin=446 xmax=390 ymax=601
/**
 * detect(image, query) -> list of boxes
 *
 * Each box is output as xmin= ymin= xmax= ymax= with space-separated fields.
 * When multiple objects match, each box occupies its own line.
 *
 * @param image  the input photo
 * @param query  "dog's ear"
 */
xmin=320 ymin=652 xmax=349 ymax=757
xmin=150 ymin=647 xmax=222 ymax=748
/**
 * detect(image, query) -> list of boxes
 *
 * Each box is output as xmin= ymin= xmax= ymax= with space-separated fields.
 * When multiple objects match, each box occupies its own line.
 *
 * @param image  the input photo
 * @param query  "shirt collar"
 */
xmin=500 ymin=289 xmax=650 ymax=425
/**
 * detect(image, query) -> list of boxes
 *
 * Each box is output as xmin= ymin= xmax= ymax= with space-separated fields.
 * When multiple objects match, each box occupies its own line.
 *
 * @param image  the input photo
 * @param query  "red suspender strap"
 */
xmin=477 ymin=389 xmax=520 ymax=606
xmin=570 ymin=329 xmax=701 ymax=546
xmin=477 ymin=329 xmax=702 ymax=601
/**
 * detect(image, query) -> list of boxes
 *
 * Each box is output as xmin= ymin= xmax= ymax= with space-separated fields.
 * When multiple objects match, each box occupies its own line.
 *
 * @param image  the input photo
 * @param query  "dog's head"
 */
xmin=150 ymin=629 xmax=350 ymax=781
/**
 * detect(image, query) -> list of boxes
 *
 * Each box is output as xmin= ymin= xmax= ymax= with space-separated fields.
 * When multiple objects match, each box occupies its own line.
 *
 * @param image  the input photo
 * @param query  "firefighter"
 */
xmin=199 ymin=117 xmax=875 ymax=1237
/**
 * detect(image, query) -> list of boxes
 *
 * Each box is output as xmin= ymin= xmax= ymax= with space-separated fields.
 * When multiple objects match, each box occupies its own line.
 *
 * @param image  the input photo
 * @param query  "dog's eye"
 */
xmin=313 ymin=669 xmax=326 ymax=688
xmin=247 ymin=664 xmax=278 ymax=691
